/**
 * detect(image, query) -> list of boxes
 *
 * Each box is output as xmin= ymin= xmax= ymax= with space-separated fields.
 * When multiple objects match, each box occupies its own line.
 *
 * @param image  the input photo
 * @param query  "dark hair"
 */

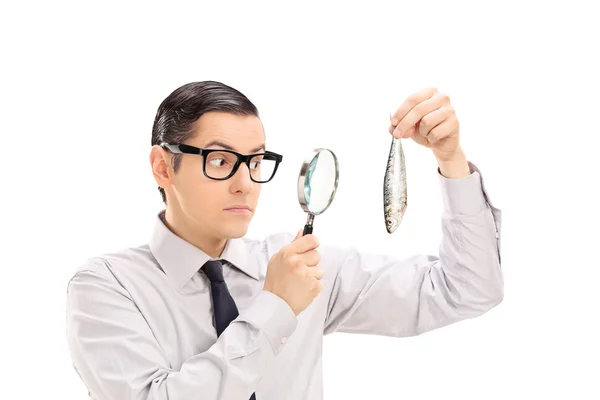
xmin=151 ymin=81 xmax=260 ymax=203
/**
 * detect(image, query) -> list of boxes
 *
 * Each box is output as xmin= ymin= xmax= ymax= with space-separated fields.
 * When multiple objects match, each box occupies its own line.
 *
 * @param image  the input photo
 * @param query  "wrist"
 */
xmin=436 ymin=148 xmax=470 ymax=179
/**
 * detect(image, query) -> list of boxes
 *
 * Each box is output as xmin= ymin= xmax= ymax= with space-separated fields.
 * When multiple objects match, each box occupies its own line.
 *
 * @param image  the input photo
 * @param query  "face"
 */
xmin=155 ymin=111 xmax=267 ymax=240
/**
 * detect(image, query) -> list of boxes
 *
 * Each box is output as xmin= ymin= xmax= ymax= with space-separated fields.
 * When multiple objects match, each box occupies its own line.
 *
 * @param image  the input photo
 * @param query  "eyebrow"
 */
xmin=203 ymin=140 xmax=266 ymax=153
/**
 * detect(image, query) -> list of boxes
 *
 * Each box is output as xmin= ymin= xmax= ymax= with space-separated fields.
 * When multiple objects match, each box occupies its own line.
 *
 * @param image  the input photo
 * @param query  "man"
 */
xmin=66 ymin=81 xmax=503 ymax=399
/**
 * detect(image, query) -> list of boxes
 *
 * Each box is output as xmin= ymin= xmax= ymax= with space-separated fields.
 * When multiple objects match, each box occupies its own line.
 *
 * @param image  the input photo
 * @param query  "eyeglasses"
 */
xmin=160 ymin=142 xmax=283 ymax=183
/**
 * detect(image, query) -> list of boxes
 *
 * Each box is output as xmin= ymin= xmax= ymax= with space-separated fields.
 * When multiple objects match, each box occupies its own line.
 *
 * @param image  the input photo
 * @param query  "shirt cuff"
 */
xmin=438 ymin=161 xmax=487 ymax=216
xmin=236 ymin=290 xmax=298 ymax=356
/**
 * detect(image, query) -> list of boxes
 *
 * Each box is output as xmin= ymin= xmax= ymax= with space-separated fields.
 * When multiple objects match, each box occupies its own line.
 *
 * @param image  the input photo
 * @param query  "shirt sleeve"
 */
xmin=66 ymin=264 xmax=298 ymax=400
xmin=323 ymin=161 xmax=503 ymax=336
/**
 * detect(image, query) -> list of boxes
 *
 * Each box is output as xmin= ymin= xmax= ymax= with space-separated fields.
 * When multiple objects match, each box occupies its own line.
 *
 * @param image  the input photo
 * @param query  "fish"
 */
xmin=383 ymin=136 xmax=407 ymax=233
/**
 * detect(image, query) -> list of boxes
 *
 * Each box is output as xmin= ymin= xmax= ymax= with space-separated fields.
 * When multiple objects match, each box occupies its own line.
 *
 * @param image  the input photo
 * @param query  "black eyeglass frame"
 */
xmin=160 ymin=142 xmax=283 ymax=183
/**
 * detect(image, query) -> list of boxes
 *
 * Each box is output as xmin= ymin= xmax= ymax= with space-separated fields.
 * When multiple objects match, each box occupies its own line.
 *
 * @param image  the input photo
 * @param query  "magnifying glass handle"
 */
xmin=303 ymin=224 xmax=313 ymax=235
xmin=303 ymin=213 xmax=315 ymax=236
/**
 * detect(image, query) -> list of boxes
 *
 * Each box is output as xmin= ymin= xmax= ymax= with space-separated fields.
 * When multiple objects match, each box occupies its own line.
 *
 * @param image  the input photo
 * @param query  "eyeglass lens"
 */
xmin=205 ymin=151 xmax=276 ymax=182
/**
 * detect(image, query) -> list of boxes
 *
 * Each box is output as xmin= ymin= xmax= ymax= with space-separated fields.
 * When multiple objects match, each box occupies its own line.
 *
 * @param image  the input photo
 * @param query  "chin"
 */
xmin=219 ymin=222 xmax=250 ymax=239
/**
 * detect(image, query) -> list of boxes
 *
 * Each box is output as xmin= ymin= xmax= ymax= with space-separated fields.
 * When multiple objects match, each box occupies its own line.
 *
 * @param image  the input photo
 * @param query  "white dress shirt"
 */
xmin=66 ymin=161 xmax=503 ymax=399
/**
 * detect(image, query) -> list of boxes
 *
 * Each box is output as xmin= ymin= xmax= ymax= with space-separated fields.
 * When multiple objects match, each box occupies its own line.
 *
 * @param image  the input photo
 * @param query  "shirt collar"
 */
xmin=149 ymin=209 xmax=259 ymax=289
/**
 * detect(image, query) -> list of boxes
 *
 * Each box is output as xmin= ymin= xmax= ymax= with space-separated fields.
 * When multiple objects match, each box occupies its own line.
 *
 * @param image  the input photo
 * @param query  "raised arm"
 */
xmin=323 ymin=162 xmax=503 ymax=337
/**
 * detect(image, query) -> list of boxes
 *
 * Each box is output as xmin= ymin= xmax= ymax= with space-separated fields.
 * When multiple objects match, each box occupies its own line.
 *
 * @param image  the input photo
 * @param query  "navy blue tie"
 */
xmin=202 ymin=260 xmax=257 ymax=400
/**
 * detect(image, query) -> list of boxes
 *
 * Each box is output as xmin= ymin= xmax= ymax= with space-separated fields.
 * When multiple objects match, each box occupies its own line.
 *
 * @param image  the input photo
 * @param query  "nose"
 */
xmin=229 ymin=162 xmax=253 ymax=193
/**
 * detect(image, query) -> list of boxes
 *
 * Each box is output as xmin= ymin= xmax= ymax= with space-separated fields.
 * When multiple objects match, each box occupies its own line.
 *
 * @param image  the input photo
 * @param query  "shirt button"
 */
xmin=281 ymin=336 xmax=288 ymax=344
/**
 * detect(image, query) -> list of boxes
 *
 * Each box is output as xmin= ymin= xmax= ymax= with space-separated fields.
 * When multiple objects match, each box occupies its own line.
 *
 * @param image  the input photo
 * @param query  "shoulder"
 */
xmin=66 ymin=243 xmax=156 ymax=293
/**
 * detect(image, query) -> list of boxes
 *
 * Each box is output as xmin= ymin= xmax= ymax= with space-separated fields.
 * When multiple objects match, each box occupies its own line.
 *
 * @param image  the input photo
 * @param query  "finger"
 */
xmin=393 ymin=92 xmax=450 ymax=138
xmin=389 ymin=87 xmax=438 ymax=127
xmin=427 ymin=117 xmax=458 ymax=144
xmin=410 ymin=122 xmax=430 ymax=147
xmin=389 ymin=123 xmax=416 ymax=137
xmin=418 ymin=106 xmax=454 ymax=138
xmin=308 ymin=266 xmax=326 ymax=280
xmin=300 ymin=249 xmax=321 ymax=267
xmin=289 ymin=234 xmax=320 ymax=254
xmin=311 ymin=279 xmax=324 ymax=294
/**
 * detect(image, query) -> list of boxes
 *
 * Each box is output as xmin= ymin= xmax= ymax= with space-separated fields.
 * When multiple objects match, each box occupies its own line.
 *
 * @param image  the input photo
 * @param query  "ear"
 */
xmin=150 ymin=145 xmax=172 ymax=190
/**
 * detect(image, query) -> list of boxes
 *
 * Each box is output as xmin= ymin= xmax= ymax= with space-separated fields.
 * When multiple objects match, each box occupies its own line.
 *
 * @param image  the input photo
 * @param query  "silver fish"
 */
xmin=383 ymin=136 xmax=407 ymax=233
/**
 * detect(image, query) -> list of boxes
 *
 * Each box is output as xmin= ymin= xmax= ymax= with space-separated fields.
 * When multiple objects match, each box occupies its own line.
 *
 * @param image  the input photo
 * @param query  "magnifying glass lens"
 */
xmin=304 ymin=151 xmax=337 ymax=214
xmin=298 ymin=148 xmax=340 ymax=235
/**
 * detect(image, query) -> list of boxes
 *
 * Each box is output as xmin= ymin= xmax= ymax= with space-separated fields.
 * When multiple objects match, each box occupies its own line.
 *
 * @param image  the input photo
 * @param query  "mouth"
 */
xmin=224 ymin=205 xmax=253 ymax=214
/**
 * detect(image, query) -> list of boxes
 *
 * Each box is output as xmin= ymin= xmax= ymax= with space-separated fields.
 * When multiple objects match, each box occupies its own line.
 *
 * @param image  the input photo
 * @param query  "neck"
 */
xmin=162 ymin=207 xmax=227 ymax=259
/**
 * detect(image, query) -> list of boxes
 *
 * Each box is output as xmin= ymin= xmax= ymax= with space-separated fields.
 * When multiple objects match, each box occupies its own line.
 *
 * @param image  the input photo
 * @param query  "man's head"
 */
xmin=149 ymin=81 xmax=281 ymax=242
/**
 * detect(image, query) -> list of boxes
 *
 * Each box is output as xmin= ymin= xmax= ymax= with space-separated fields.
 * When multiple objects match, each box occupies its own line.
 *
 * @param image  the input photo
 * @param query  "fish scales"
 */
xmin=384 ymin=137 xmax=407 ymax=233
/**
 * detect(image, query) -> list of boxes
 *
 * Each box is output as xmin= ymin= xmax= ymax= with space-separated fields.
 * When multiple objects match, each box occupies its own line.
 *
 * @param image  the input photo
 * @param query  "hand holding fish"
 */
xmin=388 ymin=88 xmax=469 ymax=179
xmin=383 ymin=88 xmax=472 ymax=233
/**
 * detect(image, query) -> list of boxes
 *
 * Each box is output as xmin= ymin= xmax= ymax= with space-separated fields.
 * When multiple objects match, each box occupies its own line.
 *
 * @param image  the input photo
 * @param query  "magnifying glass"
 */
xmin=297 ymin=148 xmax=340 ymax=236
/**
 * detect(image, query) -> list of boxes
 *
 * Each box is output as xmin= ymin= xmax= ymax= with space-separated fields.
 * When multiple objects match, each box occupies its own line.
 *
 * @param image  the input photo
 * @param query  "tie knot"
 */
xmin=202 ymin=260 xmax=224 ymax=282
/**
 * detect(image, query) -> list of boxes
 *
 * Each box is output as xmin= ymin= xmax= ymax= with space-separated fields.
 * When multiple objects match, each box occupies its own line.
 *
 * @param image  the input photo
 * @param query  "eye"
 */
xmin=208 ymin=158 xmax=227 ymax=167
xmin=249 ymin=160 xmax=261 ymax=169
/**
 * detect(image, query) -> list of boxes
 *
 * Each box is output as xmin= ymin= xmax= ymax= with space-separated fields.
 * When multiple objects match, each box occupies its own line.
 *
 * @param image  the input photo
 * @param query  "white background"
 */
xmin=2 ymin=1 xmax=599 ymax=398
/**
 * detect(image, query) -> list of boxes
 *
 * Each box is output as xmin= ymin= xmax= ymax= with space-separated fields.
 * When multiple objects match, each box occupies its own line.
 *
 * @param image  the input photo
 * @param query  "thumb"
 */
xmin=410 ymin=122 xmax=430 ymax=147
xmin=295 ymin=229 xmax=303 ymax=240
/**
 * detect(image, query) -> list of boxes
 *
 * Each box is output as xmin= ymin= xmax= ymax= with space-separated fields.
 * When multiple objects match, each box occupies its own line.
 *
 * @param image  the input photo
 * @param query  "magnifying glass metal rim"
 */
xmin=297 ymin=147 xmax=340 ymax=216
